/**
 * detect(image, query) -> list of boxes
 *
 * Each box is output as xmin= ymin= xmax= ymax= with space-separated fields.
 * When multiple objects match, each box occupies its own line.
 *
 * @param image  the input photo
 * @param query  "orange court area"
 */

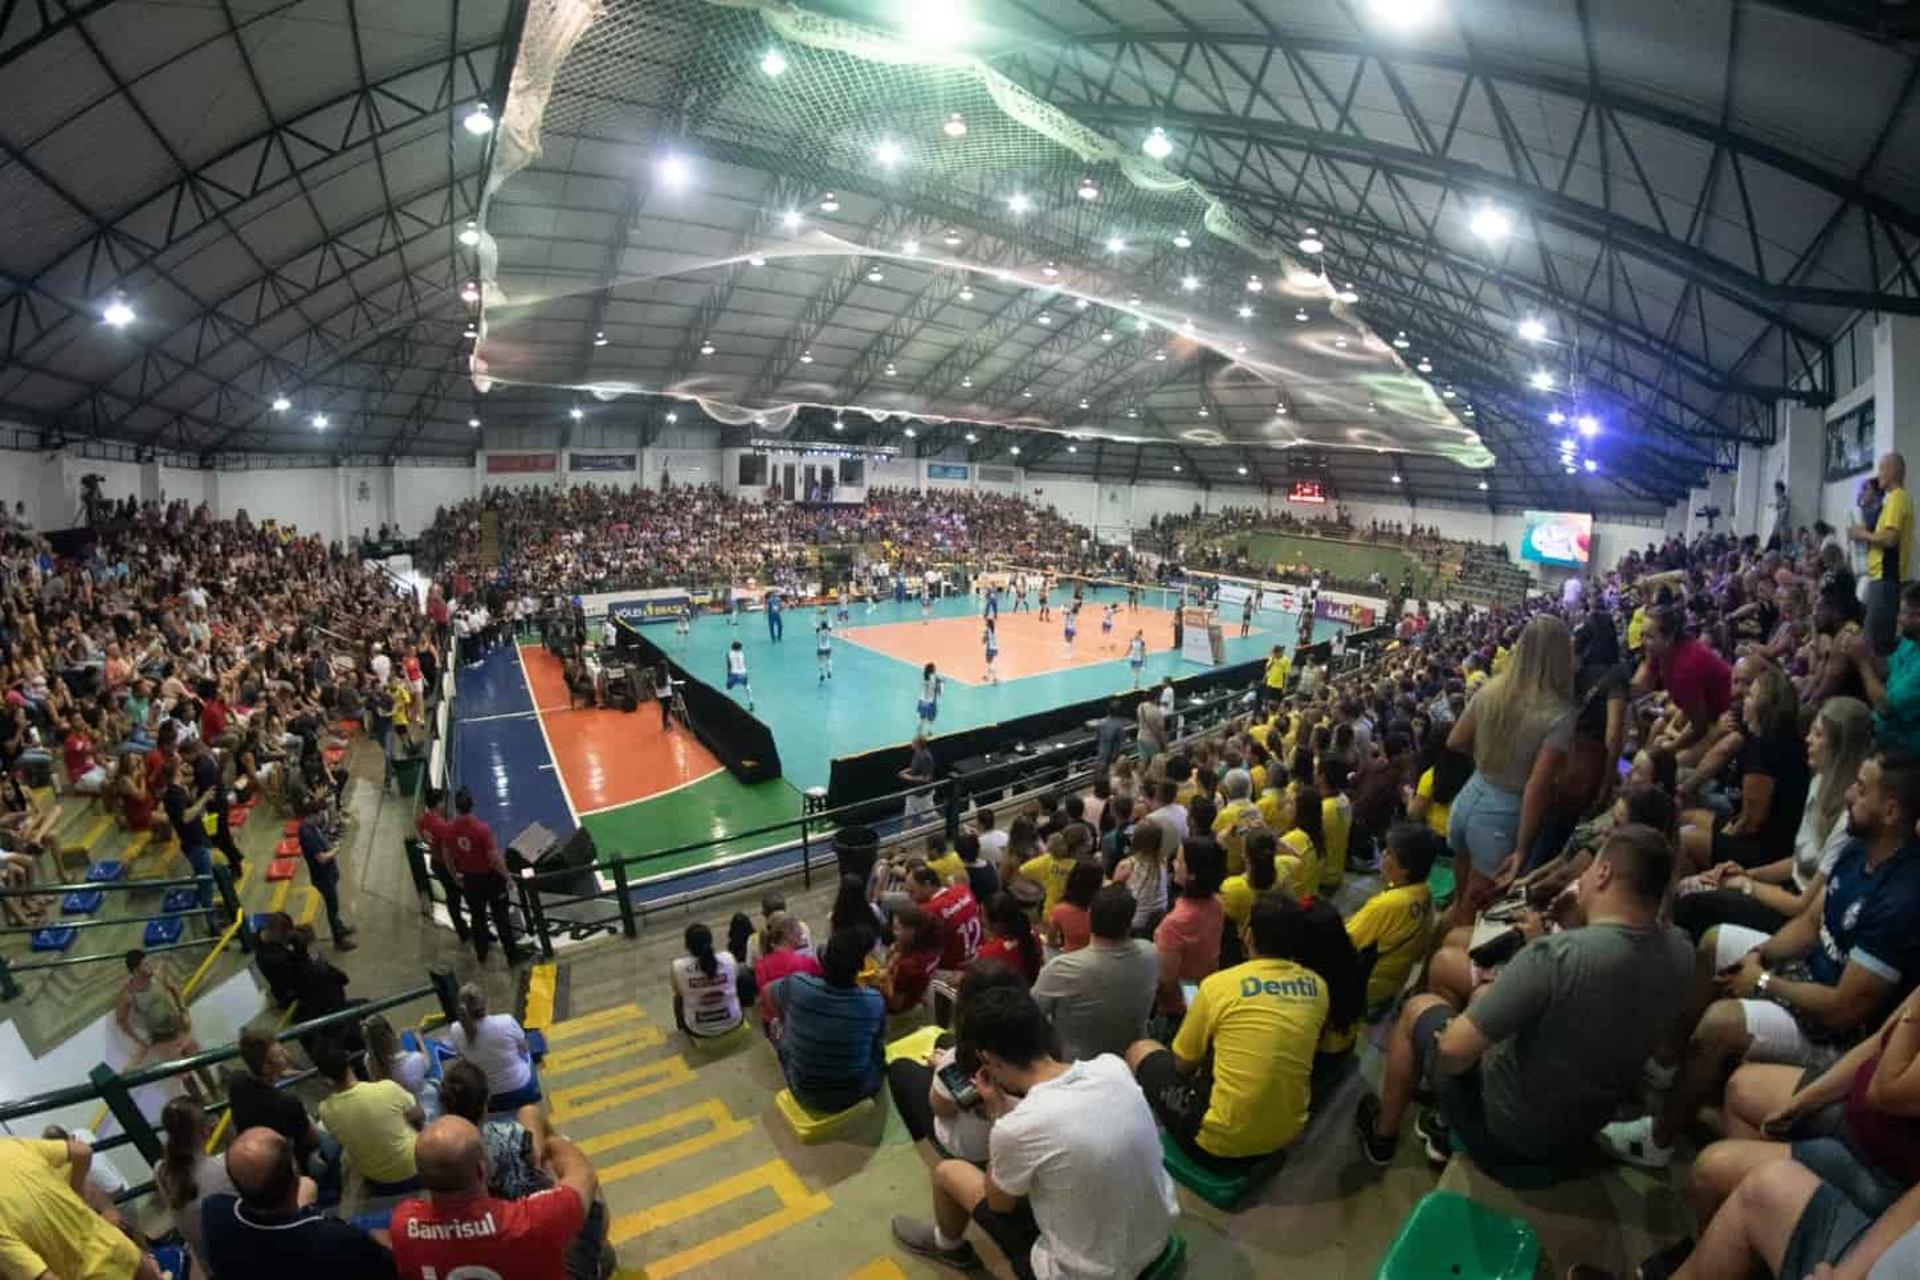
xmin=842 ymin=604 xmax=1195 ymax=685
xmin=519 ymin=644 xmax=722 ymax=814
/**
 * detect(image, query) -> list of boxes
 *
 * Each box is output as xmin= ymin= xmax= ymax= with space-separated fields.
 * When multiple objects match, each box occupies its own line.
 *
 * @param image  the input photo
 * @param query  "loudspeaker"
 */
xmin=540 ymin=825 xmax=597 ymax=873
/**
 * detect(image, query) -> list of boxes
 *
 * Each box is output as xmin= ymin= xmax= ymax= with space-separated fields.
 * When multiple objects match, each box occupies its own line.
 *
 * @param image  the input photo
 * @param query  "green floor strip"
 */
xmin=582 ymin=774 xmax=804 ymax=877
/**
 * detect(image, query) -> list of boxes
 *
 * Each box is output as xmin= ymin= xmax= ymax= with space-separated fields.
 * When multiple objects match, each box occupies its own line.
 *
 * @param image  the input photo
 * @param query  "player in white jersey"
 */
xmin=1129 ymin=631 xmax=1147 ymax=687
xmin=917 ymin=663 xmax=943 ymax=733
xmin=816 ymin=619 xmax=834 ymax=682
xmin=920 ymin=583 xmax=933 ymax=623
xmin=725 ymin=641 xmax=753 ymax=711
xmin=1062 ymin=601 xmax=1077 ymax=650
xmin=1101 ymin=603 xmax=1118 ymax=648
xmin=982 ymin=618 xmax=999 ymax=684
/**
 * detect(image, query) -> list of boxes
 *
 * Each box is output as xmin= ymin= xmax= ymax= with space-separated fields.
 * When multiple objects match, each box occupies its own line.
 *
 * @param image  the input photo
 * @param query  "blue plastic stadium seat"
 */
xmin=151 ymin=1242 xmax=190 ymax=1280
xmin=84 ymin=861 xmax=126 ymax=883
xmin=527 ymin=1028 xmax=547 ymax=1061
xmin=144 ymin=916 xmax=185 ymax=947
xmin=162 ymin=886 xmax=199 ymax=914
xmin=60 ymin=889 xmax=105 ymax=916
xmin=30 ymin=926 xmax=77 ymax=952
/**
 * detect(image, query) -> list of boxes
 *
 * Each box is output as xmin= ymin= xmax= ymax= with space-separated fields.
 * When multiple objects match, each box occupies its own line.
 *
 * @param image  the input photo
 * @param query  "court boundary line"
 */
xmin=517 ymin=646 xmax=583 ymax=826
xmin=575 ymin=765 xmax=727 ymax=817
xmin=836 ymin=609 xmax=1254 ymax=689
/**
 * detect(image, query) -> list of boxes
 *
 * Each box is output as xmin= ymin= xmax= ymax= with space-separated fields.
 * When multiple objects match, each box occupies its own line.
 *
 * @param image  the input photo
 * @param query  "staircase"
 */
xmin=480 ymin=508 xmax=503 ymax=568
xmin=529 ymin=939 xmax=920 ymax=1279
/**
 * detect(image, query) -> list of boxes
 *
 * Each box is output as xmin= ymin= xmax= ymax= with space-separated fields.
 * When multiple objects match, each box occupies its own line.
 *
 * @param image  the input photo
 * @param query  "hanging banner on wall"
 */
xmin=606 ymin=591 xmax=691 ymax=626
xmin=568 ymin=452 xmax=635 ymax=473
xmin=927 ymin=463 xmax=969 ymax=480
xmin=1315 ymin=598 xmax=1378 ymax=627
xmin=485 ymin=452 xmax=557 ymax=474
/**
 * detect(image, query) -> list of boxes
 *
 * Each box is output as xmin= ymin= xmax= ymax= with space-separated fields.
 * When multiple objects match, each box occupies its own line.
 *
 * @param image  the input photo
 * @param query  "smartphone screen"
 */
xmin=1180 ymin=980 xmax=1199 ymax=1007
xmin=937 ymin=1061 xmax=978 ymax=1108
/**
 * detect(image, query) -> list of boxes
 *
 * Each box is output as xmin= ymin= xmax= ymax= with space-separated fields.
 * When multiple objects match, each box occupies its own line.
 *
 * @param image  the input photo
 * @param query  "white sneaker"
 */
xmin=1596 ymin=1115 xmax=1673 ymax=1169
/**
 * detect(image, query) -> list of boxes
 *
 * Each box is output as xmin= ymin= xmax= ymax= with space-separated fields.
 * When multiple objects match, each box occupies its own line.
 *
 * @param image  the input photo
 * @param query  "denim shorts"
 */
xmin=1447 ymin=772 xmax=1521 ymax=878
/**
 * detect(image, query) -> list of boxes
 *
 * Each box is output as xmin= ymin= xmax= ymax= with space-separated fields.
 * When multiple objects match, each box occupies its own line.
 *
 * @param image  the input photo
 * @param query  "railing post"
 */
xmin=402 ymin=838 xmax=433 ymax=910
xmin=429 ymin=965 xmax=461 ymax=1024
xmin=611 ymin=861 xmax=637 ymax=939
xmin=943 ymin=779 xmax=960 ymax=844
xmin=517 ymin=869 xmax=555 ymax=961
xmin=0 ymin=955 xmax=17 ymax=1002
xmin=799 ymin=816 xmax=811 ymax=891
xmin=87 ymin=1063 xmax=162 ymax=1164
xmin=210 ymin=864 xmax=251 ymax=953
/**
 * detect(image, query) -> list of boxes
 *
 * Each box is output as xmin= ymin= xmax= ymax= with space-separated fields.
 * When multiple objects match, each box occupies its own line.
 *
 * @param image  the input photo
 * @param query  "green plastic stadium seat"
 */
xmin=1139 ymin=1231 xmax=1187 ymax=1279
xmin=1428 ymin=862 xmax=1456 ymax=912
xmin=773 ymin=1087 xmax=875 ymax=1143
xmin=1158 ymin=1131 xmax=1283 ymax=1210
xmin=1374 ymin=1190 xmax=1540 ymax=1280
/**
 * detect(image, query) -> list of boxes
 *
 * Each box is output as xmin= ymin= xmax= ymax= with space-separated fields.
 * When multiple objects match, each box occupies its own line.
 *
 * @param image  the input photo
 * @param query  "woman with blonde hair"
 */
xmin=1443 ymin=614 xmax=1576 ymax=913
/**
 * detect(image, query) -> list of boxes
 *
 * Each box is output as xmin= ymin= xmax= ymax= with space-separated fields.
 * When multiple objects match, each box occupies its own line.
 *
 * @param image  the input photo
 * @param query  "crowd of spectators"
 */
xmin=424 ymin=484 xmax=1101 ymax=598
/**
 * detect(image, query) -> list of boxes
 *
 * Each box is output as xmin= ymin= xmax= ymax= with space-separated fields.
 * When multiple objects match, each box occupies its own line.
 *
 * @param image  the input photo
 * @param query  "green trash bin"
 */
xmin=391 ymin=753 xmax=426 ymax=798
xmin=1374 ymin=1191 xmax=1539 ymax=1280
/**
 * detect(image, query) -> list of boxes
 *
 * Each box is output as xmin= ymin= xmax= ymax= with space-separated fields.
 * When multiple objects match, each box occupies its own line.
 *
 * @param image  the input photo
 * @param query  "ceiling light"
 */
xmin=904 ymin=427 xmax=917 ymax=438
xmin=1365 ymin=0 xmax=1443 ymax=30
xmin=961 ymin=375 xmax=973 ymax=387
xmin=570 ymin=407 xmax=585 ymax=421
xmin=1173 ymin=231 xmax=1192 ymax=248
xmin=782 ymin=209 xmax=803 ymax=229
xmin=874 ymin=137 xmax=903 ymax=167
xmin=1197 ymin=406 xmax=1209 ymax=417
xmin=460 ymin=281 xmax=480 ymax=303
xmin=1335 ymin=336 xmax=1349 ymax=349
xmin=1518 ymin=316 xmax=1549 ymax=343
xmin=462 ymin=104 xmax=493 ymax=135
xmin=958 ymin=287 xmax=975 ymax=301
xmin=464 ymin=324 xmax=478 ymax=338
xmin=459 ymin=220 xmax=481 ymax=247
xmin=1246 ymin=276 xmax=1264 ymax=293
xmin=884 ymin=363 xmax=897 ymax=376
xmin=1078 ymin=397 xmax=1090 ymax=409
xmin=902 ymin=239 xmax=920 ymax=255
xmin=1126 ymin=408 xmax=1139 ymax=418
xmin=1007 ymin=192 xmax=1031 ymax=215
xmin=1391 ymin=473 xmax=1403 ymax=484
xmin=866 ymin=267 xmax=884 ymax=282
xmin=1022 ymin=389 xmax=1035 ymax=398
xmin=656 ymin=153 xmax=692 ymax=189
xmin=1564 ymin=464 xmax=1577 ymax=474
xmin=1181 ymin=317 xmax=1194 ymax=330
xmin=1237 ymin=465 xmax=1249 ymax=475
xmin=1153 ymin=349 xmax=1168 ymax=362
xmin=1336 ymin=286 xmax=1359 ymax=303
xmin=1181 ymin=275 xmax=1199 ymax=291
xmin=1298 ymin=231 xmax=1325 ymax=255
xmin=469 ymin=417 xmax=481 ymax=428
xmin=1439 ymin=384 xmax=1453 ymax=396
xmin=747 ymin=252 xmax=766 ymax=266
xmin=1237 ymin=305 xmax=1254 ymax=319
xmin=760 ymin=48 xmax=788 ymax=76
xmin=1234 ymin=342 xmax=1248 ymax=354
xmin=1392 ymin=331 xmax=1410 ymax=348
xmin=1469 ymin=204 xmax=1514 ymax=242
xmin=819 ymin=193 xmax=840 ymax=212
xmin=832 ymin=418 xmax=845 ymax=431
xmin=1009 ymin=445 xmax=1020 ymax=455
xmin=943 ymin=113 xmax=968 ymax=138
xmin=1128 ymin=293 xmax=1143 ymax=307
xmin=311 ymin=413 xmax=328 ymax=429
xmin=699 ymin=340 xmax=716 ymax=355
xmin=1100 ymin=330 xmax=1115 ymax=342
xmin=1464 ymin=405 xmax=1476 ymax=417
xmin=1415 ymin=357 xmax=1433 ymax=373
xmin=1105 ymin=236 xmax=1125 ymax=253
xmin=1278 ymin=403 xmax=1290 ymax=415
xmin=1077 ymin=176 xmax=1099 ymax=200
xmin=1530 ymin=369 xmax=1554 ymax=390
xmin=1286 ymin=269 xmax=1323 ymax=291
xmin=1584 ymin=458 xmax=1599 ymax=473
xmin=942 ymin=230 xmax=963 ymax=246
xmin=1548 ymin=410 xmax=1566 ymax=425
xmin=965 ymin=432 xmax=978 ymax=443
xmin=1576 ymin=414 xmax=1599 ymax=437
xmin=1173 ymin=464 xmax=1182 ymax=473
xmin=1067 ymin=444 xmax=1078 ymax=453
xmin=799 ymin=350 xmax=814 ymax=364
xmin=1142 ymin=126 xmax=1173 ymax=160
xmin=271 ymin=396 xmax=291 ymax=412
xmin=665 ymin=411 xmax=678 ymax=423
xmin=1040 ymin=262 xmax=1060 ymax=278
xmin=593 ymin=330 xmax=609 ymax=347
xmin=1478 ymin=479 xmax=1490 ymax=491
xmin=1294 ymin=308 xmax=1310 ymax=322
xmin=1038 ymin=312 xmax=1052 ymax=325
xmin=1073 ymin=298 xmax=1090 ymax=310
xmin=1134 ymin=317 xmax=1149 ymax=332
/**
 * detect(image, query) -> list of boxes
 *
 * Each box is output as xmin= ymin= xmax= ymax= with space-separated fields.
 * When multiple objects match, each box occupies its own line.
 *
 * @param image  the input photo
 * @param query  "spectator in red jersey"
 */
xmin=975 ymin=893 xmax=1044 ymax=986
xmin=443 ymin=787 xmax=524 ymax=966
xmin=879 ymin=907 xmax=942 ymax=1015
xmin=413 ymin=787 xmax=468 ymax=943
xmin=61 ymin=715 xmax=107 ymax=794
xmin=1633 ymin=605 xmax=1734 ymax=758
xmin=389 ymin=1116 xmax=600 ymax=1280
xmin=910 ymin=864 xmax=982 ymax=971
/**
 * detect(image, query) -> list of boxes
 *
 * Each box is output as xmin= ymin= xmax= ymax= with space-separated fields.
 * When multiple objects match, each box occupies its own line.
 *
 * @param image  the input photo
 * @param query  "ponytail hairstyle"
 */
xmin=685 ymin=922 xmax=718 ymax=977
xmin=986 ymin=892 xmax=1042 ymax=980
xmin=456 ymin=981 xmax=486 ymax=1044
xmin=1245 ymin=828 xmax=1279 ymax=893
xmin=363 ymin=1014 xmax=400 ymax=1082
xmin=1290 ymin=781 xmax=1326 ymax=859
xmin=726 ymin=913 xmax=754 ymax=965
xmin=159 ymin=1096 xmax=203 ymax=1210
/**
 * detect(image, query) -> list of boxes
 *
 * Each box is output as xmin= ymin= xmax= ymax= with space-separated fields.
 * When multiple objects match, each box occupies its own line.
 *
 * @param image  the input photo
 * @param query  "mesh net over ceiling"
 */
xmin=469 ymin=0 xmax=1495 ymax=467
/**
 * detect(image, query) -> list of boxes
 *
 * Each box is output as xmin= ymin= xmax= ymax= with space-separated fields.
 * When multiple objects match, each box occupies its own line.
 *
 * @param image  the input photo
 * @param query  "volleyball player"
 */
xmin=983 ymin=617 xmax=999 ymax=684
xmin=725 ymin=640 xmax=753 ymax=711
xmin=1063 ymin=601 xmax=1078 ymax=651
xmin=836 ymin=584 xmax=850 ymax=624
xmin=1101 ymin=602 xmax=1118 ymax=648
xmin=1127 ymin=579 xmax=1140 ymax=612
xmin=917 ymin=663 xmax=943 ymax=733
xmin=1241 ymin=593 xmax=1254 ymax=637
xmin=920 ymin=582 xmax=933 ymax=624
xmin=816 ymin=618 xmax=834 ymax=683
xmin=1129 ymin=630 xmax=1147 ymax=687
xmin=1037 ymin=581 xmax=1051 ymax=622
xmin=674 ymin=600 xmax=693 ymax=642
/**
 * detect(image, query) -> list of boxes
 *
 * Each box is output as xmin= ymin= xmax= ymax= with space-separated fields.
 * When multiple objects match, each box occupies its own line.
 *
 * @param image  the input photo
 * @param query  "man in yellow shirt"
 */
xmin=313 ymin=1046 xmax=424 ymax=1190
xmin=922 ymin=833 xmax=966 ymax=886
xmin=0 ymin=1135 xmax=153 ymax=1279
xmin=1854 ymin=451 xmax=1914 ymax=656
xmin=1347 ymin=826 xmax=1442 ymax=1009
xmin=1019 ymin=825 xmax=1090 ymax=915
xmin=1318 ymin=756 xmax=1352 ymax=889
xmin=1212 ymin=770 xmax=1261 ymax=874
xmin=1262 ymin=646 xmax=1291 ymax=707
xmin=1126 ymin=894 xmax=1329 ymax=1166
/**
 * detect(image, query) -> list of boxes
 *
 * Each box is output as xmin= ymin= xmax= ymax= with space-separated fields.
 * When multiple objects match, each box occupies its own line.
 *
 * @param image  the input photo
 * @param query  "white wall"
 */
xmin=392 ymin=463 xmax=476 ymax=534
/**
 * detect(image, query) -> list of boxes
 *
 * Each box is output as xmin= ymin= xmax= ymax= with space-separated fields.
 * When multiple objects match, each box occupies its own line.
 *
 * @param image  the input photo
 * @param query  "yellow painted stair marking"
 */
xmin=545 ymin=1002 xmax=646 ymax=1041
xmin=65 ymin=816 xmax=111 ymax=854
xmin=609 ymin=1158 xmax=831 ymax=1276
xmin=294 ymin=887 xmax=319 ymax=929
xmin=121 ymin=830 xmax=154 ymax=863
xmin=542 ymin=1026 xmax=665 ymax=1075
xmin=523 ymin=962 xmax=556 ymax=1031
xmin=267 ymin=880 xmax=290 ymax=913
xmin=846 ymin=1262 xmax=909 ymax=1280
xmin=580 ymin=1099 xmax=755 ymax=1184
xmin=548 ymin=1057 xmax=693 ymax=1123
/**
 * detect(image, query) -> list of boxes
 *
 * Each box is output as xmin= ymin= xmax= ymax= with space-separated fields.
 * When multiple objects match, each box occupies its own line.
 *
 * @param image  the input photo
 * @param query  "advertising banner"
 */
xmin=1181 ymin=606 xmax=1218 ymax=664
xmin=606 ymin=591 xmax=690 ymax=627
xmin=569 ymin=452 xmax=636 ymax=473
xmin=1315 ymin=598 xmax=1377 ymax=627
xmin=927 ymin=463 xmax=970 ymax=480
xmin=484 ymin=452 xmax=557 ymax=474
xmin=1215 ymin=581 xmax=1303 ymax=616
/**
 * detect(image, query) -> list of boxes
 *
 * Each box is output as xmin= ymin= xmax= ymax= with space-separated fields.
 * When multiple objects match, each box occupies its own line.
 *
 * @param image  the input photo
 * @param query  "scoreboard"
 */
xmin=1286 ymin=479 xmax=1328 ymax=504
